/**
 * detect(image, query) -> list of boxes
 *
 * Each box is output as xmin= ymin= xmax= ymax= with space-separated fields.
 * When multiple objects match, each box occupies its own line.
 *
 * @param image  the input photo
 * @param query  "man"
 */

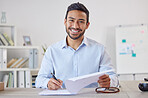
xmin=35 ymin=2 xmax=118 ymax=90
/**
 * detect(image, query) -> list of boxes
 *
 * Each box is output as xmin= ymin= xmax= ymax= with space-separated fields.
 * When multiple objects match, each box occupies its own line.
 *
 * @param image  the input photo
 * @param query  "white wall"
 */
xmin=0 ymin=0 xmax=148 ymax=69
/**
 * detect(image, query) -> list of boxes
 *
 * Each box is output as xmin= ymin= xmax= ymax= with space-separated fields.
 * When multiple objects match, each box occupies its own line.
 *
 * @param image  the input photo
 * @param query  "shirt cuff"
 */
xmin=43 ymin=78 xmax=50 ymax=89
xmin=110 ymin=76 xmax=119 ymax=87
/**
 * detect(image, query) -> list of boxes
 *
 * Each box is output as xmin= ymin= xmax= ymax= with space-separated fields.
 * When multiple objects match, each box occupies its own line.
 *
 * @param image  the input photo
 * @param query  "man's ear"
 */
xmin=64 ymin=19 xmax=67 ymax=26
xmin=85 ymin=22 xmax=90 ymax=29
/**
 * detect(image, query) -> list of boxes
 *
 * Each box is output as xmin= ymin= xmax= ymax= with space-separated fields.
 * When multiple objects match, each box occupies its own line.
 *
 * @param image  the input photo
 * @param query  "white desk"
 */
xmin=0 ymin=81 xmax=148 ymax=98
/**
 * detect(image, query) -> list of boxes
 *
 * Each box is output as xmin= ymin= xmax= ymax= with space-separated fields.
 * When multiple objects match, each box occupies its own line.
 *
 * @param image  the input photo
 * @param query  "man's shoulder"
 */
xmin=48 ymin=40 xmax=64 ymax=49
xmin=86 ymin=37 xmax=104 ymax=48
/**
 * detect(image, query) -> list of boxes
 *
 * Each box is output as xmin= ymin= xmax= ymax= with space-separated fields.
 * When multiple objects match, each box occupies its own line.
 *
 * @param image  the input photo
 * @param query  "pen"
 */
xmin=51 ymin=73 xmax=59 ymax=82
xmin=51 ymin=73 xmax=63 ymax=88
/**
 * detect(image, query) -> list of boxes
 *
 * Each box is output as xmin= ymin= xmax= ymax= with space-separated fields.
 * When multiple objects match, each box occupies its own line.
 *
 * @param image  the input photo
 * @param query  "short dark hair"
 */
xmin=65 ymin=2 xmax=89 ymax=23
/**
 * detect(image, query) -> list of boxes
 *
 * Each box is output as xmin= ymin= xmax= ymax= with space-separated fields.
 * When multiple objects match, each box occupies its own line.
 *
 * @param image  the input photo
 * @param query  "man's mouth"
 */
xmin=71 ymin=29 xmax=79 ymax=33
xmin=66 ymin=27 xmax=85 ymax=40
xmin=69 ymin=28 xmax=82 ymax=34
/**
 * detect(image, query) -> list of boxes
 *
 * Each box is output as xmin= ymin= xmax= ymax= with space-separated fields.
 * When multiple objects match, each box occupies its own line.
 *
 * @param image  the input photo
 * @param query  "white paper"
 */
xmin=39 ymin=89 xmax=75 ymax=95
xmin=65 ymin=69 xmax=113 ymax=94
xmin=39 ymin=70 xmax=113 ymax=95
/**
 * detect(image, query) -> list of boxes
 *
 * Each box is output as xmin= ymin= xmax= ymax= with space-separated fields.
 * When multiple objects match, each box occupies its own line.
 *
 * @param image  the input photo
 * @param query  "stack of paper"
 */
xmin=39 ymin=70 xmax=113 ymax=95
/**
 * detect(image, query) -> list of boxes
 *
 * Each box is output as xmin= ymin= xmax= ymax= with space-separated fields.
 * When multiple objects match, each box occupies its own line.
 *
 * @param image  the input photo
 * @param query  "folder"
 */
xmin=8 ymin=72 xmax=13 ymax=88
xmin=2 ymin=33 xmax=14 ymax=46
xmin=16 ymin=58 xmax=28 ymax=68
xmin=0 ymin=49 xmax=2 ymax=69
xmin=7 ymin=58 xmax=17 ymax=68
xmin=18 ymin=71 xmax=25 ymax=88
xmin=0 ymin=33 xmax=9 ymax=46
xmin=10 ymin=58 xmax=23 ymax=68
xmin=33 ymin=49 xmax=38 ymax=68
xmin=0 ymin=38 xmax=4 ymax=45
xmin=29 ymin=49 xmax=38 ymax=68
xmin=0 ymin=49 xmax=7 ymax=69
xmin=2 ymin=74 xmax=9 ymax=88
xmin=12 ymin=58 xmax=24 ymax=68
xmin=2 ymin=49 xmax=7 ymax=69
xmin=29 ymin=49 xmax=34 ymax=69
xmin=25 ymin=70 xmax=31 ymax=88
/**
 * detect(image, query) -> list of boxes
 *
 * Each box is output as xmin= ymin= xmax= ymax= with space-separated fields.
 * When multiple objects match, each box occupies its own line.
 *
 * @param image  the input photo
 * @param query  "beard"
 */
xmin=66 ymin=27 xmax=85 ymax=40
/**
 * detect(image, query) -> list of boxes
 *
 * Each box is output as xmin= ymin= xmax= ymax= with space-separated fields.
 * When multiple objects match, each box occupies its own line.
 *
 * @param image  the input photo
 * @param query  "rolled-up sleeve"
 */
xmin=35 ymin=47 xmax=54 ymax=89
xmin=99 ymin=47 xmax=119 ymax=87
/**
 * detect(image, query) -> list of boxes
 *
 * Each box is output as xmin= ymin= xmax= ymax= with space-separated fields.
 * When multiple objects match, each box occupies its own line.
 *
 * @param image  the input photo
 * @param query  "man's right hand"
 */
xmin=47 ymin=78 xmax=63 ymax=90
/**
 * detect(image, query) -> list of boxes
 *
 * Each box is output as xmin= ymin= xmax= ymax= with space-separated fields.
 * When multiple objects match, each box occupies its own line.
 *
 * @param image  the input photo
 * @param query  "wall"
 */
xmin=0 ymin=0 xmax=148 ymax=72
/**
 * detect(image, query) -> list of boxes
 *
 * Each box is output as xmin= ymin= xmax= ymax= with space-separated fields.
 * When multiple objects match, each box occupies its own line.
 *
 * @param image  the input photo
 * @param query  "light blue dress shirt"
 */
xmin=35 ymin=36 xmax=118 ymax=89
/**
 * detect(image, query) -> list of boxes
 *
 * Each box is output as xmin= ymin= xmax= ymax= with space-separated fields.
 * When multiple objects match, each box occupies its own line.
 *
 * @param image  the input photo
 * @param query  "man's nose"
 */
xmin=73 ymin=21 xmax=79 ymax=29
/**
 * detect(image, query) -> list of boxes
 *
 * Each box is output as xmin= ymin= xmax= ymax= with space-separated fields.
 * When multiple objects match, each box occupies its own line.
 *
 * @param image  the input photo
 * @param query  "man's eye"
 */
xmin=69 ymin=20 xmax=74 ymax=22
xmin=79 ymin=21 xmax=84 ymax=23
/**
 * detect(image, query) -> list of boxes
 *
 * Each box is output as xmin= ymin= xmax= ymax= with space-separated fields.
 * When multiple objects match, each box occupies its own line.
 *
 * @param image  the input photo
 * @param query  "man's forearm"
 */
xmin=35 ymin=75 xmax=50 ymax=89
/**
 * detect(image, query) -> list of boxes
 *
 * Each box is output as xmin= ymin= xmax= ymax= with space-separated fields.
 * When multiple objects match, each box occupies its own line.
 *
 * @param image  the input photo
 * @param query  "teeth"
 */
xmin=71 ymin=29 xmax=79 ymax=33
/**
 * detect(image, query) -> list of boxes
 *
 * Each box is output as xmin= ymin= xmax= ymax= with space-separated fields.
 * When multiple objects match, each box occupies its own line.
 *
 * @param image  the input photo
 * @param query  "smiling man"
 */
xmin=35 ymin=2 xmax=118 ymax=90
xmin=65 ymin=9 xmax=89 ymax=50
xmin=65 ymin=10 xmax=89 ymax=39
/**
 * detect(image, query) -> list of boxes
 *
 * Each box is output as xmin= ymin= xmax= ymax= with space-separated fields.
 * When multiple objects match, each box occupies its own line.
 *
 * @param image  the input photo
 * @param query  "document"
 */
xmin=39 ymin=89 xmax=75 ymax=95
xmin=39 ymin=70 xmax=113 ymax=95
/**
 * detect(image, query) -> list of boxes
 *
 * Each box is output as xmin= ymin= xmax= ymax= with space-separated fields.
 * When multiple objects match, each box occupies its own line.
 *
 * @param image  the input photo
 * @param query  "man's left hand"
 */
xmin=98 ymin=74 xmax=110 ymax=87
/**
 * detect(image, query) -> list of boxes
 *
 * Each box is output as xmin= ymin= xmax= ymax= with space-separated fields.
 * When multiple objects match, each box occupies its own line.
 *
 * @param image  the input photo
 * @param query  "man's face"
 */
xmin=64 ymin=10 xmax=90 ymax=40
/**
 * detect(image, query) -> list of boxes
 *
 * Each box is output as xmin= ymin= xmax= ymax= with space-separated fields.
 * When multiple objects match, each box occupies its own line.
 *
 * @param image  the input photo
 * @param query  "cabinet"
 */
xmin=0 ymin=24 xmax=39 ymax=88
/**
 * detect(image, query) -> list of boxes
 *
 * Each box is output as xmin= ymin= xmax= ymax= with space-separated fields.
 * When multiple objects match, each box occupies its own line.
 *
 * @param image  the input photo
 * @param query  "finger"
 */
xmin=100 ymin=84 xmax=110 ymax=88
xmin=98 ymin=78 xmax=110 ymax=85
xmin=99 ymin=81 xmax=110 ymax=85
xmin=98 ymin=74 xmax=110 ymax=82
xmin=48 ymin=79 xmax=61 ymax=90
xmin=50 ymin=78 xmax=61 ymax=86
xmin=49 ymin=85 xmax=59 ymax=90
xmin=48 ymin=81 xmax=60 ymax=90
xmin=48 ymin=80 xmax=54 ymax=90
xmin=98 ymin=77 xmax=110 ymax=83
xmin=49 ymin=83 xmax=59 ymax=90
xmin=99 ymin=82 xmax=110 ymax=87
xmin=98 ymin=75 xmax=110 ymax=88
xmin=99 ymin=74 xmax=109 ymax=79
xmin=57 ymin=79 xmax=63 ymax=86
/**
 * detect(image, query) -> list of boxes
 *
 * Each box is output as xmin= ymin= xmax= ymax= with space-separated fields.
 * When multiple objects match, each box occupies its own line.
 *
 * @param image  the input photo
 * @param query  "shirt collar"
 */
xmin=61 ymin=36 xmax=68 ymax=49
xmin=82 ymin=36 xmax=89 ymax=46
xmin=61 ymin=36 xmax=89 ymax=49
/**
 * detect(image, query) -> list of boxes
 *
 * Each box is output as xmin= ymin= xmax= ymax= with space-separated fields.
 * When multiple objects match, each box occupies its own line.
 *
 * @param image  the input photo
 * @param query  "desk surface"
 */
xmin=0 ymin=81 xmax=148 ymax=98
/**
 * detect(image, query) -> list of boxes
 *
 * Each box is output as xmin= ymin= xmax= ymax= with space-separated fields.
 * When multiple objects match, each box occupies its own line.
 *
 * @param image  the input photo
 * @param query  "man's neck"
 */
xmin=66 ymin=36 xmax=84 ymax=50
